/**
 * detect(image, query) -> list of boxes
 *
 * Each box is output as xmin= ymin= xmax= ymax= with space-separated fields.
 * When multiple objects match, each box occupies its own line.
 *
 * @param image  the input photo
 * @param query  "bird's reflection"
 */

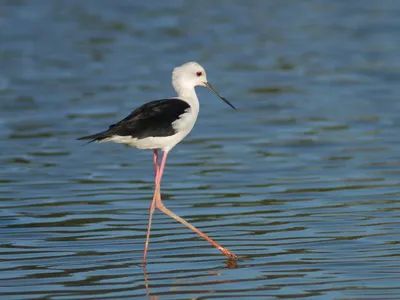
xmin=142 ymin=264 xmax=153 ymax=297
xmin=142 ymin=258 xmax=240 ymax=298
xmin=225 ymin=258 xmax=239 ymax=269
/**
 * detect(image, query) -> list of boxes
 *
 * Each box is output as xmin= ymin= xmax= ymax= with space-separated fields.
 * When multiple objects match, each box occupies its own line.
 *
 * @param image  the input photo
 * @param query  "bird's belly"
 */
xmin=102 ymin=130 xmax=191 ymax=151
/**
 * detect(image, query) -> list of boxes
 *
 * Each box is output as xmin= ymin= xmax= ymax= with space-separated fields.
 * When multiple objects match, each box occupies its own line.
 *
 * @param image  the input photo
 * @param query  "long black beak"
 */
xmin=204 ymin=82 xmax=236 ymax=110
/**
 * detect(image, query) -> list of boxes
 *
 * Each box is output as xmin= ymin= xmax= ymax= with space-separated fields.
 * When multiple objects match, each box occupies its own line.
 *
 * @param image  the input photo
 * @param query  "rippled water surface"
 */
xmin=1 ymin=1 xmax=400 ymax=299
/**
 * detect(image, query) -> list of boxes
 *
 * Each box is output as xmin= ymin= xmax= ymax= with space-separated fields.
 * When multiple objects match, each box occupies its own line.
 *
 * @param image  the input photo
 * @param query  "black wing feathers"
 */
xmin=77 ymin=99 xmax=190 ymax=142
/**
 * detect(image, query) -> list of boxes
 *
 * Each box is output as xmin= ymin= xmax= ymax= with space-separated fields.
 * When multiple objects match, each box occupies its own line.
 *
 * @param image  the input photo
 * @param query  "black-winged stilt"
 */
xmin=77 ymin=62 xmax=238 ymax=263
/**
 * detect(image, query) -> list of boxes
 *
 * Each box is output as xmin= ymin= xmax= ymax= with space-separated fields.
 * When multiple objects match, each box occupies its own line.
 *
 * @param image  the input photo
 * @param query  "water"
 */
xmin=1 ymin=0 xmax=400 ymax=299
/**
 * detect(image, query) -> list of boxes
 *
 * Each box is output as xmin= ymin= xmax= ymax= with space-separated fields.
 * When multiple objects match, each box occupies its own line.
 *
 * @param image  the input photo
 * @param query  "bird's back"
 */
xmin=77 ymin=98 xmax=192 ymax=143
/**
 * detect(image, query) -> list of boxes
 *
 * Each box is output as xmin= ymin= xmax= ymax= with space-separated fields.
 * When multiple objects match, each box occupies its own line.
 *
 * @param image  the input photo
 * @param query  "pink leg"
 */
xmin=142 ymin=149 xmax=159 ymax=264
xmin=152 ymin=149 xmax=159 ymax=176
xmin=154 ymin=151 xmax=238 ymax=260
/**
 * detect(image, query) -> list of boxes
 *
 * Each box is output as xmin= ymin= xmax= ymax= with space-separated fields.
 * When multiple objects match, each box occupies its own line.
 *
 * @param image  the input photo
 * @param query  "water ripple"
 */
xmin=1 ymin=0 xmax=400 ymax=299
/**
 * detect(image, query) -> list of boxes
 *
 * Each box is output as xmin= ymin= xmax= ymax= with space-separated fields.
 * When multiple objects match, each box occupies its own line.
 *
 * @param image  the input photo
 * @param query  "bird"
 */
xmin=77 ymin=61 xmax=238 ymax=264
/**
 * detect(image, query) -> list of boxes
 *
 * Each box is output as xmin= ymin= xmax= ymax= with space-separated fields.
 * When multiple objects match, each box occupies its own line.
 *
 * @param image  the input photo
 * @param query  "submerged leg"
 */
xmin=154 ymin=151 xmax=238 ymax=260
xmin=142 ymin=149 xmax=159 ymax=264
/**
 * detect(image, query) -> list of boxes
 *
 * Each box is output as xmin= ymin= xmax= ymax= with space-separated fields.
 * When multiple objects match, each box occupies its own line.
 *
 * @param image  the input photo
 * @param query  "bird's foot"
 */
xmin=218 ymin=247 xmax=239 ymax=261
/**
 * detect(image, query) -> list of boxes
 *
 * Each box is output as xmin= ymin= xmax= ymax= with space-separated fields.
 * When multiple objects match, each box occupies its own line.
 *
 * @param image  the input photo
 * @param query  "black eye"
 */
xmin=196 ymin=71 xmax=202 ymax=76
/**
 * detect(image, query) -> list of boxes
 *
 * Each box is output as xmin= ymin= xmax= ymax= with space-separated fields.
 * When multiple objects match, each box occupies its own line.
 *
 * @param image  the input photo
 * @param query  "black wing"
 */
xmin=77 ymin=99 xmax=190 ymax=142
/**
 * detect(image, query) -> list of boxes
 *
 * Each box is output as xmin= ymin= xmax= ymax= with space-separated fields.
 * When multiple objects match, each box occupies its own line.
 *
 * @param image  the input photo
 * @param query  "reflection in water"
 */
xmin=143 ymin=259 xmax=240 ymax=298
xmin=143 ymin=264 xmax=152 ymax=297
xmin=225 ymin=259 xmax=239 ymax=269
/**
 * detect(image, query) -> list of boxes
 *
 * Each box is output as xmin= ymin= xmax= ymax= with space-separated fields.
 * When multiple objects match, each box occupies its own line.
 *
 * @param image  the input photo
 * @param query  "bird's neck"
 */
xmin=174 ymin=84 xmax=199 ymax=112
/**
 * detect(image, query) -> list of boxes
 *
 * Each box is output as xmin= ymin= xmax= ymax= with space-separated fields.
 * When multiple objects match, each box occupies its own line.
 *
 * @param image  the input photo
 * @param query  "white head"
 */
xmin=172 ymin=62 xmax=207 ymax=90
xmin=172 ymin=62 xmax=236 ymax=109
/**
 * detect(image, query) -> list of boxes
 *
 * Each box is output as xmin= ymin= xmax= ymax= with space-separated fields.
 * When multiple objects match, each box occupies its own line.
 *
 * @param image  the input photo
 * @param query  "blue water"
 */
xmin=1 ymin=1 xmax=400 ymax=299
